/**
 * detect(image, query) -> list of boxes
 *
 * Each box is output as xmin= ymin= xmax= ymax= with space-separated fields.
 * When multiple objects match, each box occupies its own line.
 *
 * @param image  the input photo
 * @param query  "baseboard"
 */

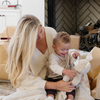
xmin=0 ymin=79 xmax=10 ymax=83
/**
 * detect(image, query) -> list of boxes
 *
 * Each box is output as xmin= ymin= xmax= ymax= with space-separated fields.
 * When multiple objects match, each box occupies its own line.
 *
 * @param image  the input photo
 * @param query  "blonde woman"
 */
xmin=2 ymin=15 xmax=76 ymax=100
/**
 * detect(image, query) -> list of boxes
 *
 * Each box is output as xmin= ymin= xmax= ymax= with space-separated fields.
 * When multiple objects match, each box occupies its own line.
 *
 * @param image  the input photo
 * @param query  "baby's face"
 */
xmin=54 ymin=42 xmax=70 ymax=57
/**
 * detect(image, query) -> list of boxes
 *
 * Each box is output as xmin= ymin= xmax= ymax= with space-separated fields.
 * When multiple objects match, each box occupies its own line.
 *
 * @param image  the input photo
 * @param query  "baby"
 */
xmin=46 ymin=32 xmax=80 ymax=100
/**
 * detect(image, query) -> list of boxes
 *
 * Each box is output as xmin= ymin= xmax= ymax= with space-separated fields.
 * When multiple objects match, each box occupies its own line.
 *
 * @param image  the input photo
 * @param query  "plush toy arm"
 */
xmin=72 ymin=73 xmax=82 ymax=86
xmin=55 ymin=75 xmax=69 ymax=100
xmin=63 ymin=75 xmax=70 ymax=82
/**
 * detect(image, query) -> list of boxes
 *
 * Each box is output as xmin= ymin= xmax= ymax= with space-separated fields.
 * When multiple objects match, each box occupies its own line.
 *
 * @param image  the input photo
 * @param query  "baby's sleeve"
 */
xmin=48 ymin=53 xmax=64 ymax=75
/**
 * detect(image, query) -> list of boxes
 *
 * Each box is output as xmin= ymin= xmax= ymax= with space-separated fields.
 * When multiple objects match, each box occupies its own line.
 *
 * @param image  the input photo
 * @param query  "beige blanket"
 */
xmin=0 ymin=89 xmax=47 ymax=100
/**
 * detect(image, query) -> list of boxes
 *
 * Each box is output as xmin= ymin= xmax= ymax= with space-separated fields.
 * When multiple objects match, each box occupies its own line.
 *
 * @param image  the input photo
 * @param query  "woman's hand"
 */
xmin=45 ymin=80 xmax=75 ymax=93
xmin=72 ymin=51 xmax=80 ymax=59
xmin=56 ymin=80 xmax=75 ymax=92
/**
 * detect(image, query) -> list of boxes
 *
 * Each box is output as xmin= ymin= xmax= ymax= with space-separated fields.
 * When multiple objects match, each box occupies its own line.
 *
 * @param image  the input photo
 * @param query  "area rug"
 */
xmin=0 ymin=82 xmax=16 ymax=96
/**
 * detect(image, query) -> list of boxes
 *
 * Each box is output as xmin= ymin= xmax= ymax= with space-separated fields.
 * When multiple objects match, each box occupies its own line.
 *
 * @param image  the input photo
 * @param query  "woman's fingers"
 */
xmin=56 ymin=80 xmax=75 ymax=92
xmin=65 ymin=81 xmax=75 ymax=92
xmin=67 ymin=81 xmax=75 ymax=89
xmin=67 ymin=89 xmax=72 ymax=92
xmin=68 ymin=81 xmax=72 ymax=85
xmin=67 ymin=87 xmax=75 ymax=92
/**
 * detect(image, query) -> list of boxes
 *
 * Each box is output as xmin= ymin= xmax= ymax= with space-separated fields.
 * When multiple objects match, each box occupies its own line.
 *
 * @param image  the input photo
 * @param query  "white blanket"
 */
xmin=0 ymin=89 xmax=47 ymax=100
xmin=74 ymin=82 xmax=94 ymax=100
xmin=0 ymin=83 xmax=94 ymax=100
xmin=55 ymin=82 xmax=94 ymax=100
xmin=0 ymin=88 xmax=66 ymax=100
xmin=0 ymin=74 xmax=94 ymax=100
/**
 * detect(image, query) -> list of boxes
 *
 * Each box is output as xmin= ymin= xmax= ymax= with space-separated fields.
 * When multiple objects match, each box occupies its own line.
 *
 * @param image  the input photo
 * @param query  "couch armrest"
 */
xmin=0 ymin=26 xmax=16 ymax=39
xmin=0 ymin=40 xmax=9 ymax=80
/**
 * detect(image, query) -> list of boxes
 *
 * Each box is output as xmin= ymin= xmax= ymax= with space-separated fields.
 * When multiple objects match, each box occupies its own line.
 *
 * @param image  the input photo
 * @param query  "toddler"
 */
xmin=46 ymin=32 xmax=80 ymax=100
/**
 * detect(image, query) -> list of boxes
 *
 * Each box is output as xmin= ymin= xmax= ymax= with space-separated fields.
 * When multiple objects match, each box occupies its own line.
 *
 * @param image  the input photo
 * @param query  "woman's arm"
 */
xmin=45 ymin=80 xmax=75 ymax=92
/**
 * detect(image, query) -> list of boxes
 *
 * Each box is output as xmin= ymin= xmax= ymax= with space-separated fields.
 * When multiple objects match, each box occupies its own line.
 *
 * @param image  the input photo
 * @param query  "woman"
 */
xmin=3 ymin=15 xmax=77 ymax=100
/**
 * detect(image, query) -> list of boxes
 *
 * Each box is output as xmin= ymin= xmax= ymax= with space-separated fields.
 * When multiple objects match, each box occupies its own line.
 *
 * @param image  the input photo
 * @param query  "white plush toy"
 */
xmin=56 ymin=58 xmax=94 ymax=100
xmin=71 ymin=59 xmax=91 ymax=86
xmin=62 ymin=57 xmax=91 ymax=85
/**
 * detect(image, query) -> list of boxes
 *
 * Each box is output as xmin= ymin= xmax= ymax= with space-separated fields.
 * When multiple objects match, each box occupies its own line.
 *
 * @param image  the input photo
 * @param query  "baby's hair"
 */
xmin=53 ymin=31 xmax=70 ymax=45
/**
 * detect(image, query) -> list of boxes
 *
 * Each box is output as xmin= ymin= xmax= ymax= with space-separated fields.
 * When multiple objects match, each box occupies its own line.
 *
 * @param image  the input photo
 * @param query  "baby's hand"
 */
xmin=72 ymin=51 xmax=80 ymax=59
xmin=62 ymin=69 xmax=76 ymax=79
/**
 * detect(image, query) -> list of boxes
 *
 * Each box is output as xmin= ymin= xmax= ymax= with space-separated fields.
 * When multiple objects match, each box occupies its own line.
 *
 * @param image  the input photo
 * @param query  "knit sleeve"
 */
xmin=49 ymin=53 xmax=64 ymax=75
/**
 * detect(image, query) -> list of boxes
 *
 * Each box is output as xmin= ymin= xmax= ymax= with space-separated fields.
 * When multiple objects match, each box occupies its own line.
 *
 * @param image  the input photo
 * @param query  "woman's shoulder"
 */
xmin=44 ymin=27 xmax=57 ymax=35
xmin=44 ymin=26 xmax=56 ymax=31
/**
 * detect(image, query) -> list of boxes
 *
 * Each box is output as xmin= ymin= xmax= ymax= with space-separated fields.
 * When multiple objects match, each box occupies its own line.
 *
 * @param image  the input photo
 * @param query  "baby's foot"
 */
xmin=45 ymin=96 xmax=54 ymax=100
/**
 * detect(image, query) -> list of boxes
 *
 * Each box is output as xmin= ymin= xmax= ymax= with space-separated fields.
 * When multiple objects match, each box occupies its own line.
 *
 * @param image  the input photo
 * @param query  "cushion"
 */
xmin=0 ymin=26 xmax=16 ymax=39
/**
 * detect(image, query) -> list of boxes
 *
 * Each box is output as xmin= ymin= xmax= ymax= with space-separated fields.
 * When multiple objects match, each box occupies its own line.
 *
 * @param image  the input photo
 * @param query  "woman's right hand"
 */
xmin=56 ymin=80 xmax=75 ymax=92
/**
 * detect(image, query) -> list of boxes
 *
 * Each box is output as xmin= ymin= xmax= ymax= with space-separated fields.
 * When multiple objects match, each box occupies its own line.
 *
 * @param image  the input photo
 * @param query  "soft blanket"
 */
xmin=0 ymin=82 xmax=94 ymax=100
xmin=74 ymin=82 xmax=94 ymax=100
xmin=0 ymin=89 xmax=47 ymax=100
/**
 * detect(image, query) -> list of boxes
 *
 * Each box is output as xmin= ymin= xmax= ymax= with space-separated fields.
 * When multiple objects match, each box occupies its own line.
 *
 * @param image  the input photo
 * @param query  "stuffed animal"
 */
xmin=63 ymin=58 xmax=91 ymax=85
xmin=71 ymin=59 xmax=91 ymax=86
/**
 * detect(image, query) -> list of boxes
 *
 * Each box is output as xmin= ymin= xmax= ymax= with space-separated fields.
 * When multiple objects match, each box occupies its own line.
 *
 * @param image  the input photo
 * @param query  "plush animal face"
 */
xmin=74 ymin=59 xmax=91 ymax=74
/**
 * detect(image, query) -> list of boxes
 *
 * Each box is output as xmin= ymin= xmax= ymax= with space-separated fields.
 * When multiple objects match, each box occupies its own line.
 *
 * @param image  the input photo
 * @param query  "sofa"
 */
xmin=0 ymin=26 xmax=16 ymax=80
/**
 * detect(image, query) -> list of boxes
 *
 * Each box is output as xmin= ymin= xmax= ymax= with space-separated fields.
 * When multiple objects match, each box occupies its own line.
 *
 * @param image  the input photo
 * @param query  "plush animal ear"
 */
xmin=77 ymin=56 xmax=80 ymax=60
xmin=85 ymin=62 xmax=91 ymax=69
xmin=74 ymin=61 xmax=77 ymax=66
xmin=74 ymin=60 xmax=79 ymax=66
xmin=74 ymin=56 xmax=80 ymax=66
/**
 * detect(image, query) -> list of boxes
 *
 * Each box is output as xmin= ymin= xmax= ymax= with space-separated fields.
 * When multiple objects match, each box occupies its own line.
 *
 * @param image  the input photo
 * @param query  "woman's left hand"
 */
xmin=72 ymin=51 xmax=80 ymax=59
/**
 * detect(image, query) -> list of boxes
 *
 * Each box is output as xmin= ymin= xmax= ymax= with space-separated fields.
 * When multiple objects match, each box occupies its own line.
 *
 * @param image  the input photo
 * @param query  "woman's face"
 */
xmin=37 ymin=25 xmax=44 ymax=41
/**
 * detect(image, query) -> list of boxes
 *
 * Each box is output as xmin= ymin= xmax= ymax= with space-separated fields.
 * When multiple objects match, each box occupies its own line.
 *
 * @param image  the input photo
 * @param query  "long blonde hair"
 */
xmin=6 ymin=15 xmax=41 ymax=87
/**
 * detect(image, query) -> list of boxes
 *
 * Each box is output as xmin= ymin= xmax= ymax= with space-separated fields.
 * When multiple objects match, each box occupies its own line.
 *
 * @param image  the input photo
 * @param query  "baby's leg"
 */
xmin=66 ymin=89 xmax=75 ymax=100
xmin=45 ymin=95 xmax=54 ymax=100
xmin=45 ymin=78 xmax=62 ymax=100
xmin=47 ymin=94 xmax=54 ymax=98
xmin=46 ymin=89 xmax=56 ymax=100
xmin=67 ymin=94 xmax=74 ymax=100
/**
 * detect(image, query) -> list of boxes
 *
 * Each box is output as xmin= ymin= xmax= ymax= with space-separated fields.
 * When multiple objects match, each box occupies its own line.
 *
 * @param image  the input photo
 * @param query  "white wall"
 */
xmin=0 ymin=0 xmax=22 ymax=5
xmin=0 ymin=0 xmax=45 ymax=26
xmin=22 ymin=0 xmax=45 ymax=26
